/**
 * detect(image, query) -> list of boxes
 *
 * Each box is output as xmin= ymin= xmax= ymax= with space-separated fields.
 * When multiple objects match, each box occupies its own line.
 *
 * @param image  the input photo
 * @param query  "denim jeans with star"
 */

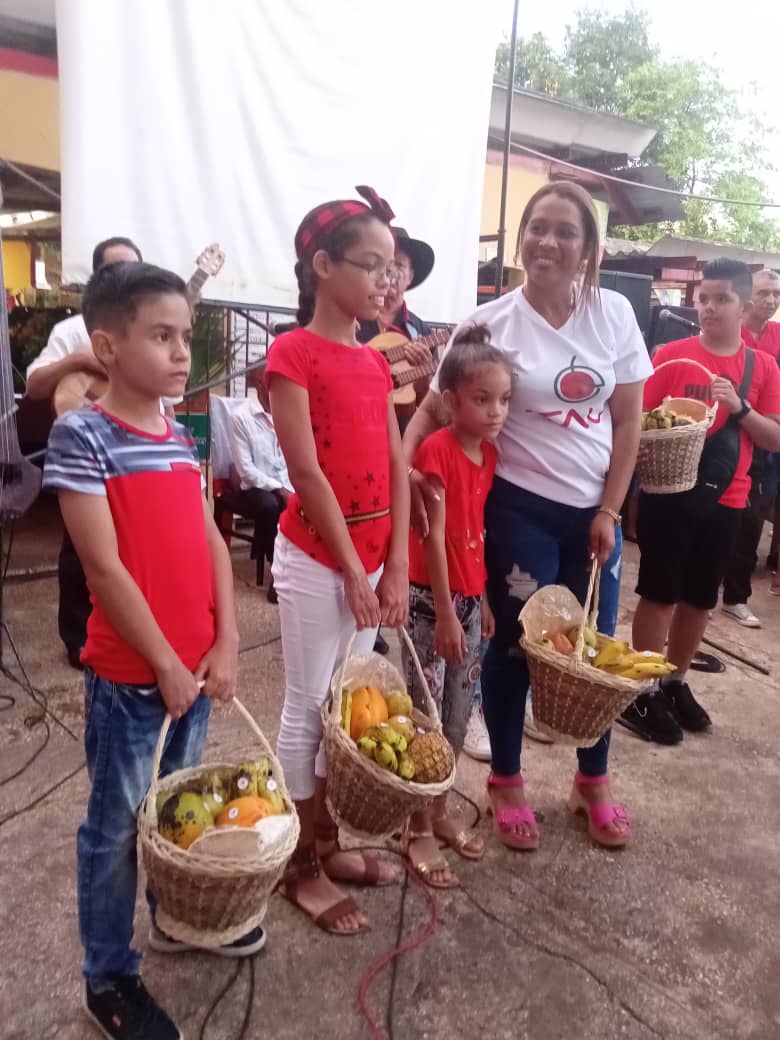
xmin=78 ymin=668 xmax=211 ymax=982
xmin=481 ymin=478 xmax=623 ymax=778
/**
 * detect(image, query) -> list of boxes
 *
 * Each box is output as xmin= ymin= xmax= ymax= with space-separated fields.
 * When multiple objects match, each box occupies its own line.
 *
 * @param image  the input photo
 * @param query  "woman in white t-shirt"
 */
xmin=403 ymin=183 xmax=651 ymax=853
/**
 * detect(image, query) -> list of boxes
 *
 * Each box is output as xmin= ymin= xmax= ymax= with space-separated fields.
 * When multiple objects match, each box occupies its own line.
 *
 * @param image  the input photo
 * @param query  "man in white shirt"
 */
xmin=27 ymin=237 xmax=144 ymax=668
xmin=228 ymin=369 xmax=292 ymax=603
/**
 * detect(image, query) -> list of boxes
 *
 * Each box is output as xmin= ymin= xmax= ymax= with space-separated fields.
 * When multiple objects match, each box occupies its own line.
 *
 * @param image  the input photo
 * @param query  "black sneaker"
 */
xmin=617 ymin=689 xmax=683 ymax=745
xmin=148 ymin=922 xmax=267 ymax=958
xmin=663 ymin=680 xmax=712 ymax=732
xmin=84 ymin=975 xmax=181 ymax=1040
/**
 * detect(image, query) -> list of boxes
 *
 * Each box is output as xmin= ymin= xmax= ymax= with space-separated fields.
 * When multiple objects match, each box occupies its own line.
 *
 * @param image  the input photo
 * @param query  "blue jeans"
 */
xmin=78 ymin=669 xmax=211 ymax=982
xmin=482 ymin=479 xmax=621 ymax=777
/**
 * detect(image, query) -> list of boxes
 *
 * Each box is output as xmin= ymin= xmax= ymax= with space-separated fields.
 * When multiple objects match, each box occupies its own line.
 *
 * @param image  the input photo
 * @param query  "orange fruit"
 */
xmin=216 ymin=796 xmax=274 ymax=828
xmin=349 ymin=684 xmax=389 ymax=740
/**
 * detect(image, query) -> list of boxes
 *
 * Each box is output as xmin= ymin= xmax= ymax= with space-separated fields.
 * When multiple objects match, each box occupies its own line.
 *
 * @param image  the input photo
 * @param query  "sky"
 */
xmin=512 ymin=0 xmax=780 ymax=210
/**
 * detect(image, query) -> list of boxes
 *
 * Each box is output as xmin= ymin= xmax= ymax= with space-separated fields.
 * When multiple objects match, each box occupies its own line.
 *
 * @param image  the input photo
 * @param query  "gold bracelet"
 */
xmin=598 ymin=506 xmax=622 ymax=525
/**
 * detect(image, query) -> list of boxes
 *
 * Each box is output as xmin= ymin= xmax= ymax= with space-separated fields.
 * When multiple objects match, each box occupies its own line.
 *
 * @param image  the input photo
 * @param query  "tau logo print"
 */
xmin=529 ymin=355 xmax=607 ymax=430
xmin=553 ymin=356 xmax=605 ymax=403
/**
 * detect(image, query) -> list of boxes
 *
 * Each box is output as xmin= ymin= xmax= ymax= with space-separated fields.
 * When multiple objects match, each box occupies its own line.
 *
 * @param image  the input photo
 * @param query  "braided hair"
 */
xmin=294 ymin=212 xmax=380 ymax=326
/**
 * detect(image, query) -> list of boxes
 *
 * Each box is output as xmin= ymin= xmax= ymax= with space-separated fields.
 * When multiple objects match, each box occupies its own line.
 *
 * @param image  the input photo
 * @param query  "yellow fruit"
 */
xmin=567 ymin=625 xmax=597 ymax=649
xmin=388 ymin=714 xmax=415 ymax=743
xmin=349 ymin=685 xmax=388 ymax=740
xmin=406 ymin=731 xmax=454 ymax=783
xmin=593 ymin=639 xmax=629 ymax=670
xmin=257 ymin=775 xmax=285 ymax=814
xmin=363 ymin=721 xmax=399 ymax=747
xmin=216 ymin=796 xmax=274 ymax=828
xmin=386 ymin=690 xmax=414 ymax=717
xmin=374 ymin=742 xmax=398 ymax=772
xmin=340 ymin=689 xmax=353 ymax=734
xmin=232 ymin=761 xmax=260 ymax=799
xmin=158 ymin=792 xmax=213 ymax=850
xmin=397 ymin=754 xmax=415 ymax=781
xmin=357 ymin=736 xmax=377 ymax=758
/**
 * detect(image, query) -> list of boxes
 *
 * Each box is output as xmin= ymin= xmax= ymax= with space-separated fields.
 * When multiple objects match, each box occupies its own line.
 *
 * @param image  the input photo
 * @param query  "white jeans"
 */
xmin=272 ymin=533 xmax=381 ymax=801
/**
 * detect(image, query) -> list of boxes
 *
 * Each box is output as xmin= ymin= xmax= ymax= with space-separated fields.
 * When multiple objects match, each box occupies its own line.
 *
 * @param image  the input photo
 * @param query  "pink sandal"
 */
xmin=567 ymin=772 xmax=632 ymax=849
xmin=486 ymin=772 xmax=539 ymax=851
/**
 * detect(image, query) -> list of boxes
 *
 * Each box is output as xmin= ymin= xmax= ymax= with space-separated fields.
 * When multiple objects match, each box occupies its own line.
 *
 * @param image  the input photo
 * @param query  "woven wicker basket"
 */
xmin=322 ymin=627 xmax=455 ymax=840
xmin=637 ymin=358 xmax=717 ymax=494
xmin=138 ymin=698 xmax=299 ymax=947
xmin=520 ymin=561 xmax=654 ymax=747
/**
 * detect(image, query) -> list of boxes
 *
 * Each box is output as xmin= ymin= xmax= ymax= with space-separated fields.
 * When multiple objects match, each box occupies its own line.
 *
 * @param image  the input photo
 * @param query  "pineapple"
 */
xmin=407 ymin=731 xmax=454 ymax=783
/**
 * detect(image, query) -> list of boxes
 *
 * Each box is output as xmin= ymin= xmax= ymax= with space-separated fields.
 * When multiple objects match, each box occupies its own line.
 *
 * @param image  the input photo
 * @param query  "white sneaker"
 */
xmin=463 ymin=704 xmax=491 ymax=761
xmin=721 ymin=603 xmax=761 ymax=628
xmin=524 ymin=699 xmax=553 ymax=744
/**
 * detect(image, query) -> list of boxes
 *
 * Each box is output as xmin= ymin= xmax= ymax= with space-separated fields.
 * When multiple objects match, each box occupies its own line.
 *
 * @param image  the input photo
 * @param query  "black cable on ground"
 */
xmin=198 ymin=956 xmax=256 ymax=1040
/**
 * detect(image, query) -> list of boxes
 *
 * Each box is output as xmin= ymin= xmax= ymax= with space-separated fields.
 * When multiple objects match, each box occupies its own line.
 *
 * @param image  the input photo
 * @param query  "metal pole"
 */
xmin=494 ymin=0 xmax=520 ymax=298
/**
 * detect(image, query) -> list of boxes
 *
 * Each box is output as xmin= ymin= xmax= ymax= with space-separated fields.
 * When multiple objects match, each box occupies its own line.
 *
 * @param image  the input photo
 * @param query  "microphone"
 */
xmin=658 ymin=308 xmax=700 ymax=332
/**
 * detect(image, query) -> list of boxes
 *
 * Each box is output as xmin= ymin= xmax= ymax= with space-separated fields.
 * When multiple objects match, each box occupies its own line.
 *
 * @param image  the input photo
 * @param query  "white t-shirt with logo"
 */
xmin=431 ymin=287 xmax=652 ymax=508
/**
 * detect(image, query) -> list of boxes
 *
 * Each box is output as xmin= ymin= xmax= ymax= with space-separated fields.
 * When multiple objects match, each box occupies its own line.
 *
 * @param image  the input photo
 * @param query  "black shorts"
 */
xmin=635 ymin=492 xmax=741 ymax=610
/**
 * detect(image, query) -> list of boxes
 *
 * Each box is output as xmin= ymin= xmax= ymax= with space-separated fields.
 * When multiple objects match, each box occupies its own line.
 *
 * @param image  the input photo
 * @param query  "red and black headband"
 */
xmin=294 ymin=185 xmax=395 ymax=263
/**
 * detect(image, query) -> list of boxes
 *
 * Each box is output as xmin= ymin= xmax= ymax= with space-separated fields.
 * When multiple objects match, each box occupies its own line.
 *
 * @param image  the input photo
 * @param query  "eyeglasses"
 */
xmin=338 ymin=258 xmax=399 ymax=282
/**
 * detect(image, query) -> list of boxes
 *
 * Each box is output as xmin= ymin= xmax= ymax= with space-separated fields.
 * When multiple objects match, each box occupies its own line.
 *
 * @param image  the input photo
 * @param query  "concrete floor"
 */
xmin=1 ymin=498 xmax=779 ymax=1040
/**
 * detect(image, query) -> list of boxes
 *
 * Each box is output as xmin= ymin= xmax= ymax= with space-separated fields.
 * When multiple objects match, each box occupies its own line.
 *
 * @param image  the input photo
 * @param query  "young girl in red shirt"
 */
xmin=266 ymin=187 xmax=410 ymax=935
xmin=402 ymin=325 xmax=512 ymax=887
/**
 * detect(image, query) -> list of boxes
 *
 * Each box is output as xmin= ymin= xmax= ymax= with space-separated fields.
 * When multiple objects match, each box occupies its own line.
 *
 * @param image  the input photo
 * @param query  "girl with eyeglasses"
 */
xmin=266 ymin=186 xmax=409 ymax=935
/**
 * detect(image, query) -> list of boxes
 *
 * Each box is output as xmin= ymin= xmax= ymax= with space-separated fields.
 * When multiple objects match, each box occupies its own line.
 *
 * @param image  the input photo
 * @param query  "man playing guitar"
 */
xmin=357 ymin=226 xmax=436 ymax=387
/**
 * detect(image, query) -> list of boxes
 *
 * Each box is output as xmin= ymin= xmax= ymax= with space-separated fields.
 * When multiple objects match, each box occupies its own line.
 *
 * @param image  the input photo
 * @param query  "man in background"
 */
xmin=228 ymin=368 xmax=292 ymax=604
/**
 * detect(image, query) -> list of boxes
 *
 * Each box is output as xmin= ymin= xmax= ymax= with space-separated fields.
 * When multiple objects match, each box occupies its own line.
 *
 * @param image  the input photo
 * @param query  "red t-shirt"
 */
xmin=645 ymin=337 xmax=780 ymax=508
xmin=43 ymin=407 xmax=216 ymax=683
xmin=408 ymin=428 xmax=498 ymax=596
xmin=266 ymin=329 xmax=393 ymax=572
xmin=742 ymin=321 xmax=780 ymax=360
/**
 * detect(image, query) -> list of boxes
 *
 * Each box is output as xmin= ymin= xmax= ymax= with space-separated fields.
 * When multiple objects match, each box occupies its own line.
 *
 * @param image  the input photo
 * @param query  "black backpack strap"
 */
xmin=738 ymin=348 xmax=755 ymax=399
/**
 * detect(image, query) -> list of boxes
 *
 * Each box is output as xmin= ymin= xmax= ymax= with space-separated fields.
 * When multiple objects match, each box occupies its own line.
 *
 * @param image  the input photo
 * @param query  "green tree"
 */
xmin=496 ymin=7 xmax=780 ymax=249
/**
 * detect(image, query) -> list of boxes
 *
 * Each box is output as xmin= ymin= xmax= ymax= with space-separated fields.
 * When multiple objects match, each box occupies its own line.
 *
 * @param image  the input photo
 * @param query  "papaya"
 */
xmin=349 ymin=684 xmax=389 ymax=740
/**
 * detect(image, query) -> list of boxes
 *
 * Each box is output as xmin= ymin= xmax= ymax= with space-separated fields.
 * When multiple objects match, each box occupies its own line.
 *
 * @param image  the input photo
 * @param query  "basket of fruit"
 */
xmin=519 ymin=561 xmax=675 ymax=746
xmin=322 ymin=627 xmax=456 ymax=839
xmin=637 ymin=358 xmax=717 ymax=494
xmin=138 ymin=697 xmax=300 ymax=948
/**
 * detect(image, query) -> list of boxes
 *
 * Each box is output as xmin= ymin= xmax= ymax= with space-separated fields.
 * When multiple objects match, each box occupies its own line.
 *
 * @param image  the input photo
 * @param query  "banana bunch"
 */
xmin=642 ymin=405 xmax=695 ymax=431
xmin=356 ymin=722 xmax=416 ymax=781
xmin=340 ymin=688 xmax=352 ymax=734
xmin=592 ymin=639 xmax=675 ymax=679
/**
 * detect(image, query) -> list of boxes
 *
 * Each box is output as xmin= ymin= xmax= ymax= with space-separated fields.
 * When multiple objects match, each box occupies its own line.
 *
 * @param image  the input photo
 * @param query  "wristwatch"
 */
xmin=735 ymin=399 xmax=752 ymax=421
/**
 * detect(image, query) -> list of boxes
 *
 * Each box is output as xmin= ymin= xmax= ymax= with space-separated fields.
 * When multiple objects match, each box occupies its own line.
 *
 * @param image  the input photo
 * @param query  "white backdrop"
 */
xmin=57 ymin=0 xmax=500 ymax=323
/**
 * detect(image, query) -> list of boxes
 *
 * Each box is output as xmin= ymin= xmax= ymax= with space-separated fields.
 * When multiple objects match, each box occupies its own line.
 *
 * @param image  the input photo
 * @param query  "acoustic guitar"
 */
xmin=368 ymin=328 xmax=450 ymax=420
xmin=52 ymin=243 xmax=226 ymax=416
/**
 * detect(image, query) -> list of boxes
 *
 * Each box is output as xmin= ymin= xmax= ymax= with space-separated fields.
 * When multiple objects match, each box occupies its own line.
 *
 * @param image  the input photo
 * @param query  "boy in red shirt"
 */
xmin=622 ymin=259 xmax=780 ymax=746
xmin=43 ymin=263 xmax=256 ymax=1040
xmin=402 ymin=325 xmax=511 ymax=887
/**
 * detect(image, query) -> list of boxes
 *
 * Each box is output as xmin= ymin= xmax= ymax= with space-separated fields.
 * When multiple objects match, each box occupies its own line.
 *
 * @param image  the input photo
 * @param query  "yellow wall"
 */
xmin=481 ymin=158 xmax=611 ymax=274
xmin=0 ymin=69 xmax=59 ymax=170
xmin=2 ymin=241 xmax=32 ymax=294
xmin=480 ymin=160 xmax=548 ymax=267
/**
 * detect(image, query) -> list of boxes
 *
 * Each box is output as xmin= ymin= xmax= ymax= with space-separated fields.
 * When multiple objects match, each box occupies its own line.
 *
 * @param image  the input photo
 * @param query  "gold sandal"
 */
xmin=434 ymin=825 xmax=485 ymax=861
xmin=400 ymin=823 xmax=460 ymax=889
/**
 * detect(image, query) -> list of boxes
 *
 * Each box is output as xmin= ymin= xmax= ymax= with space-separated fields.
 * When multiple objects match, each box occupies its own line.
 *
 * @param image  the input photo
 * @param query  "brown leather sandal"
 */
xmin=280 ymin=844 xmax=367 ymax=935
xmin=314 ymin=821 xmax=396 ymax=887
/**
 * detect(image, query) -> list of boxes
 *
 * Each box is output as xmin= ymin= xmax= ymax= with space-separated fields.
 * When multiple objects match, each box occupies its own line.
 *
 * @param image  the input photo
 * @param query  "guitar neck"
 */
xmin=384 ymin=328 xmax=450 ymax=365
xmin=186 ymin=268 xmax=209 ymax=303
xmin=392 ymin=357 xmax=438 ymax=389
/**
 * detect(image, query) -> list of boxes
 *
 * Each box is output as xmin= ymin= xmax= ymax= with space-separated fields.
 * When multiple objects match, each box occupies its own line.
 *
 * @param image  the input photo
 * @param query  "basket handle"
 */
xmin=329 ymin=627 xmax=443 ymax=734
xmin=573 ymin=558 xmax=601 ymax=657
xmin=146 ymin=695 xmax=277 ymax=823
xmin=651 ymin=357 xmax=715 ymax=381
